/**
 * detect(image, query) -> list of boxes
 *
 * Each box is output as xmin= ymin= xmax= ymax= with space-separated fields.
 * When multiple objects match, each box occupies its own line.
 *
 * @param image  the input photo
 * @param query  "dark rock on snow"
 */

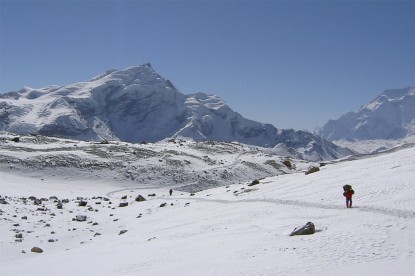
xmin=135 ymin=195 xmax=146 ymax=202
xmin=290 ymin=222 xmax=316 ymax=236
xmin=31 ymin=247 xmax=43 ymax=253
xmin=75 ymin=215 xmax=87 ymax=222
xmin=78 ymin=200 xmax=88 ymax=207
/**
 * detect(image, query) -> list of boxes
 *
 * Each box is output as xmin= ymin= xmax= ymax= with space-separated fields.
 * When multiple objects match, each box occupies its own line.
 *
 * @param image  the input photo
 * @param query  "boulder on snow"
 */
xmin=118 ymin=202 xmax=128 ymax=207
xmin=34 ymin=199 xmax=42 ymax=205
xmin=75 ymin=215 xmax=87 ymax=222
xmin=78 ymin=200 xmax=88 ymax=207
xmin=135 ymin=195 xmax=146 ymax=202
xmin=248 ymin=179 xmax=260 ymax=186
xmin=290 ymin=222 xmax=316 ymax=236
xmin=31 ymin=247 xmax=43 ymax=253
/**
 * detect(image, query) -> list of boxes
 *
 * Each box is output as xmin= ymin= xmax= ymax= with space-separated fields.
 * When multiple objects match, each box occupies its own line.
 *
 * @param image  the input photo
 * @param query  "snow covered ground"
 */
xmin=1 ymin=140 xmax=415 ymax=275
xmin=333 ymin=136 xmax=415 ymax=154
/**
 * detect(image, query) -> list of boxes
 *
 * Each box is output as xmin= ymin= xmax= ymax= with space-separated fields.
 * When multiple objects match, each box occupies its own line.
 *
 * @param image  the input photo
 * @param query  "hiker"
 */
xmin=343 ymin=185 xmax=354 ymax=208
xmin=169 ymin=189 xmax=173 ymax=196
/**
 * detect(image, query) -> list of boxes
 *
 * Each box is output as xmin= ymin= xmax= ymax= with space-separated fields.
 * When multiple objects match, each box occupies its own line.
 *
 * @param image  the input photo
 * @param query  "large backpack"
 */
xmin=343 ymin=184 xmax=352 ymax=191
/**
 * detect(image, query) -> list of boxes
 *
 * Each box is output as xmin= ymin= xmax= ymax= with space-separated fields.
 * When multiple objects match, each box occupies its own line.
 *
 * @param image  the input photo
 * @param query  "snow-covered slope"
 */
xmin=0 ymin=132 xmax=313 ymax=193
xmin=0 ymin=63 xmax=351 ymax=161
xmin=1 ymin=135 xmax=414 ymax=275
xmin=317 ymin=86 xmax=415 ymax=143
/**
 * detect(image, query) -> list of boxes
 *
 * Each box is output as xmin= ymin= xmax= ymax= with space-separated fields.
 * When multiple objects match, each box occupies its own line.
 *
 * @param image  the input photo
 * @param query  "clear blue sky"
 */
xmin=1 ymin=0 xmax=414 ymax=130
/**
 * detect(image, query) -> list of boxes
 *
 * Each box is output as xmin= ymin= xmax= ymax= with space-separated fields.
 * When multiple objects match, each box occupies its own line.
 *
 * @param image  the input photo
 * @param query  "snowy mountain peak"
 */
xmin=317 ymin=86 xmax=415 ymax=142
xmin=380 ymin=86 xmax=414 ymax=100
xmin=0 ymin=65 xmax=351 ymax=160
xmin=85 ymin=63 xmax=170 ymax=90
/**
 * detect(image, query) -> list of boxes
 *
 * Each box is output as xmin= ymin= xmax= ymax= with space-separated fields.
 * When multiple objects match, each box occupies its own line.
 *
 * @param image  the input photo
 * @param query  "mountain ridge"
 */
xmin=317 ymin=86 xmax=415 ymax=142
xmin=0 ymin=63 xmax=352 ymax=161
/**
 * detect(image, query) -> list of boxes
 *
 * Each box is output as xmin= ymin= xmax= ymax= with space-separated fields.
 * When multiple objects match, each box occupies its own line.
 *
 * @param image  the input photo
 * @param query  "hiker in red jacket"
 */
xmin=343 ymin=185 xmax=354 ymax=208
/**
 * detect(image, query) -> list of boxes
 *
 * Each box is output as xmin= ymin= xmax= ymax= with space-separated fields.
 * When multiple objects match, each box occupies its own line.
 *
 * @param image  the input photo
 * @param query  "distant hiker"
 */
xmin=169 ymin=189 xmax=173 ymax=196
xmin=343 ymin=185 xmax=354 ymax=208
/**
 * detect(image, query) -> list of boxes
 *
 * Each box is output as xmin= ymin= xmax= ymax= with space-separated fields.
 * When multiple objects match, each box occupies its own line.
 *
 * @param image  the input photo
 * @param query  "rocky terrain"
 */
xmin=0 ymin=132 xmax=316 ymax=193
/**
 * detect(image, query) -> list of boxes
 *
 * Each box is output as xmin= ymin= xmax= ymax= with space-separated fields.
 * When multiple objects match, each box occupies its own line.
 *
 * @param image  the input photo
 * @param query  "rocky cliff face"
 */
xmin=317 ymin=87 xmax=415 ymax=141
xmin=0 ymin=63 xmax=351 ymax=160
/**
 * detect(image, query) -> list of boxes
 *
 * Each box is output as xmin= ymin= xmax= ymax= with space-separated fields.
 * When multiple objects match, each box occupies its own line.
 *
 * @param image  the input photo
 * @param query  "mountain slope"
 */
xmin=0 ymin=132 xmax=311 ymax=192
xmin=317 ymin=86 xmax=415 ymax=142
xmin=0 ymin=63 xmax=351 ymax=160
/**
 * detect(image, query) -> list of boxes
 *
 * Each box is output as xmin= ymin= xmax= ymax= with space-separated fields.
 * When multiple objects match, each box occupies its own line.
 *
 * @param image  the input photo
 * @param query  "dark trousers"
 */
xmin=346 ymin=198 xmax=352 ymax=208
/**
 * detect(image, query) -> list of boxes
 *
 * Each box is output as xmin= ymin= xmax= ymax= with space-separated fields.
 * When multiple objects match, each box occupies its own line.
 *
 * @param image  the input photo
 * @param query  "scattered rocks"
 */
xmin=1 ymin=188 xmax=196 ymax=256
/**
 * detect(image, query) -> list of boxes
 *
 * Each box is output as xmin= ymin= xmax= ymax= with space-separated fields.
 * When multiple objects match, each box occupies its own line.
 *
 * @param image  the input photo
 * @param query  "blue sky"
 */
xmin=1 ymin=0 xmax=414 ymax=130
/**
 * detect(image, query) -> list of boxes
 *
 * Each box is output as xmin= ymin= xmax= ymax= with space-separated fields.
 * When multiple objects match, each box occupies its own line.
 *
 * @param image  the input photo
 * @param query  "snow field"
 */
xmin=1 ymin=145 xmax=415 ymax=275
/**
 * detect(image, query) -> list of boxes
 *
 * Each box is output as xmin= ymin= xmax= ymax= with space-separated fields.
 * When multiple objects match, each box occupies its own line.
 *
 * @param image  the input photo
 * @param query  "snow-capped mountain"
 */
xmin=0 ymin=63 xmax=351 ymax=160
xmin=317 ymin=86 xmax=415 ymax=143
